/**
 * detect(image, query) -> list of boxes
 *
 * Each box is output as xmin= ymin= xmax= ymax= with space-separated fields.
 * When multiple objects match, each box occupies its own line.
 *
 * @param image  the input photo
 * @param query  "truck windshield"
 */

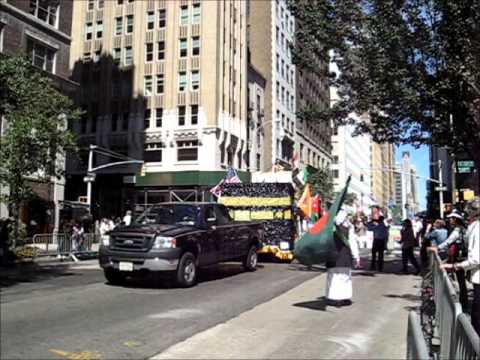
xmin=135 ymin=204 xmax=199 ymax=226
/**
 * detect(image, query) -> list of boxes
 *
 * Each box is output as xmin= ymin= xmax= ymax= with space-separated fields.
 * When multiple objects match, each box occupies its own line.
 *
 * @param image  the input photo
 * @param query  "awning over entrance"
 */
xmin=135 ymin=170 xmax=251 ymax=187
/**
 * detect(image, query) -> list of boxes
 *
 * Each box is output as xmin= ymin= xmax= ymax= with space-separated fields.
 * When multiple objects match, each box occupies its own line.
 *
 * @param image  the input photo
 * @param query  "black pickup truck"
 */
xmin=99 ymin=202 xmax=264 ymax=287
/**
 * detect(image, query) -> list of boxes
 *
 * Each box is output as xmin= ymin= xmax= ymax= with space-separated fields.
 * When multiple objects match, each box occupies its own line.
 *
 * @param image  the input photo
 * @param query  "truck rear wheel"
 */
xmin=243 ymin=245 xmax=258 ymax=272
xmin=104 ymin=269 xmax=126 ymax=285
xmin=176 ymin=252 xmax=197 ymax=287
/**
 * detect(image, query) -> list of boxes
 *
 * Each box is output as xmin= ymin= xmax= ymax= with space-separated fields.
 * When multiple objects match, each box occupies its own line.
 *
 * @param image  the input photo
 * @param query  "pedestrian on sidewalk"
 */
xmin=399 ymin=219 xmax=420 ymax=275
xmin=441 ymin=198 xmax=480 ymax=335
xmin=325 ymin=209 xmax=361 ymax=307
xmin=123 ymin=210 xmax=133 ymax=226
xmin=424 ymin=220 xmax=448 ymax=262
xmin=367 ymin=213 xmax=389 ymax=272
xmin=71 ymin=222 xmax=85 ymax=252
xmin=430 ymin=211 xmax=469 ymax=311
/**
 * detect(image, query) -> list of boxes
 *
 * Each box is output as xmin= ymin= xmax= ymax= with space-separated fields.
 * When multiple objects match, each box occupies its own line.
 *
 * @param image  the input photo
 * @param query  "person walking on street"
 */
xmin=325 ymin=209 xmax=361 ymax=307
xmin=430 ymin=211 xmax=468 ymax=311
xmin=367 ymin=215 xmax=389 ymax=272
xmin=399 ymin=219 xmax=420 ymax=274
xmin=123 ymin=210 xmax=133 ymax=226
xmin=441 ymin=198 xmax=480 ymax=335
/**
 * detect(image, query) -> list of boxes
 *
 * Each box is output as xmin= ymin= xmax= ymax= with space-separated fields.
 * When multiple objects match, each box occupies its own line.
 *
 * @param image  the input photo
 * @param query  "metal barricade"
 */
xmin=431 ymin=252 xmax=463 ymax=359
xmin=407 ymin=311 xmax=430 ymax=360
xmin=452 ymin=313 xmax=480 ymax=360
xmin=31 ymin=233 xmax=62 ymax=256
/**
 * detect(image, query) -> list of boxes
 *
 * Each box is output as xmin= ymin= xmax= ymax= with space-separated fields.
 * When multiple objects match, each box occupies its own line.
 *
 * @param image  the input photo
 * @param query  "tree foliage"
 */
xmin=300 ymin=166 xmax=335 ymax=203
xmin=0 ymin=54 xmax=80 ymax=244
xmin=289 ymin=0 xmax=480 ymax=173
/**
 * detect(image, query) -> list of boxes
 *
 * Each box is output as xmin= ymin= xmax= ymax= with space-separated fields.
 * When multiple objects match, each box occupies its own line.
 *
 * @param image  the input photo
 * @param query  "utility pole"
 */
xmin=438 ymin=160 xmax=444 ymax=219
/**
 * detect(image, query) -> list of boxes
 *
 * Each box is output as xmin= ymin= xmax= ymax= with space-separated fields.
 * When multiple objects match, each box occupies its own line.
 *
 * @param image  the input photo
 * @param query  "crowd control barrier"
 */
xmin=407 ymin=311 xmax=430 ymax=360
xmin=30 ymin=233 xmax=99 ymax=260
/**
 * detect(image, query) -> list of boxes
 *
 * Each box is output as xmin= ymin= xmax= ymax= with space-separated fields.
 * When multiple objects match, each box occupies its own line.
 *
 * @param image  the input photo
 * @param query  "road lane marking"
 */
xmin=49 ymin=349 xmax=102 ymax=360
xmin=148 ymin=308 xmax=204 ymax=320
xmin=124 ymin=341 xmax=142 ymax=348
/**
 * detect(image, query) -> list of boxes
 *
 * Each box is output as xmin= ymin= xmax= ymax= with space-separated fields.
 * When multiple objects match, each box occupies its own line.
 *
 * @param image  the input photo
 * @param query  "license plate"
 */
xmin=119 ymin=262 xmax=133 ymax=272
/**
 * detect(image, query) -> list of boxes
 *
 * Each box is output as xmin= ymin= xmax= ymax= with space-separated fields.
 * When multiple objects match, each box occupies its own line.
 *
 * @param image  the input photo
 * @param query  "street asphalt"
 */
xmin=1 ymin=259 xmax=321 ymax=360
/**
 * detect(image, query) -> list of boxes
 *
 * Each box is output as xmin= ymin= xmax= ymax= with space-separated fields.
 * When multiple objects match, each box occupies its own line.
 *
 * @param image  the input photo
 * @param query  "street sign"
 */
xmin=435 ymin=186 xmax=447 ymax=191
xmin=83 ymin=176 xmax=95 ymax=183
xmin=457 ymin=160 xmax=475 ymax=173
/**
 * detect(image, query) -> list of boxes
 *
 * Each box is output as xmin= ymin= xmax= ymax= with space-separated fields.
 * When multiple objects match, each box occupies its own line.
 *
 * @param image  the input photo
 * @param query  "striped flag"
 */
xmin=210 ymin=167 xmax=241 ymax=198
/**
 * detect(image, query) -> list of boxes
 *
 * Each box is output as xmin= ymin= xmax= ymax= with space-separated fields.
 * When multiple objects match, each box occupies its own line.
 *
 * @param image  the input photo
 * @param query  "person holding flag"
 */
xmin=295 ymin=176 xmax=360 ymax=307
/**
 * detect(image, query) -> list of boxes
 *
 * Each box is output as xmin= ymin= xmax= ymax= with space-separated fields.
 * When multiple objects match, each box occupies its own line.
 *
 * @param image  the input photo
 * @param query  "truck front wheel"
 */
xmin=104 ymin=269 xmax=126 ymax=285
xmin=243 ymin=245 xmax=258 ymax=272
xmin=176 ymin=252 xmax=197 ymax=287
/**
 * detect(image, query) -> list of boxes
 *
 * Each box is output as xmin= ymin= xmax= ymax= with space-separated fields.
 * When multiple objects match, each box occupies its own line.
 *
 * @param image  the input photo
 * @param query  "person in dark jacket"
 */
xmin=367 ymin=215 xmax=389 ymax=271
xmin=400 ymin=219 xmax=421 ymax=274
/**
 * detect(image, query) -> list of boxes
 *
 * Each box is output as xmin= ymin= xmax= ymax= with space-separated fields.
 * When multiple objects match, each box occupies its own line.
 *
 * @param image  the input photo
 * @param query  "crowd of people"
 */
xmin=323 ymin=199 xmax=480 ymax=335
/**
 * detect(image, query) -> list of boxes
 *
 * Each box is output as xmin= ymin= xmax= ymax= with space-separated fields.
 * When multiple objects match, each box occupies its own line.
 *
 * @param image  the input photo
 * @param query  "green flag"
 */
xmin=294 ymin=176 xmax=351 ymax=265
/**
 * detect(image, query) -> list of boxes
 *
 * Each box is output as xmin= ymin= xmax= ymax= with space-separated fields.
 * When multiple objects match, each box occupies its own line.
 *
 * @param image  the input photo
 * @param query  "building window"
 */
xmin=156 ymin=74 xmax=164 ymax=94
xmin=96 ymin=20 xmax=103 ymax=39
xmin=117 ymin=0 xmax=124 ymax=5
xmin=85 ymin=22 xmax=93 ymax=40
xmin=155 ymin=108 xmax=163 ymax=127
xmin=146 ymin=11 xmax=155 ymax=30
xmin=29 ymin=0 xmax=59 ymax=27
xmin=126 ymin=15 xmax=134 ymax=34
xmin=157 ymin=41 xmax=165 ymax=60
xmin=332 ymin=169 xmax=339 ymax=179
xmin=191 ymin=105 xmax=198 ymax=125
xmin=111 ymin=113 xmax=118 ymax=131
xmin=124 ymin=46 xmax=133 ymax=65
xmin=93 ymin=50 xmax=101 ymax=62
xmin=114 ymin=17 xmax=123 ymax=36
xmin=180 ymin=5 xmax=188 ymax=25
xmin=145 ymin=43 xmax=153 ymax=62
xmin=122 ymin=112 xmax=129 ymax=130
xmin=179 ymin=39 xmax=188 ymax=57
xmin=113 ymin=48 xmax=121 ymax=64
xmin=178 ymin=72 xmax=187 ymax=92
xmin=192 ymin=36 xmax=200 ymax=56
xmin=178 ymin=106 xmax=186 ymax=126
xmin=144 ymin=143 xmax=163 ymax=162
xmin=276 ymin=81 xmax=280 ymax=101
xmin=144 ymin=76 xmax=153 ymax=96
xmin=158 ymin=9 xmax=166 ymax=28
xmin=87 ymin=0 xmax=95 ymax=11
xmin=144 ymin=109 xmax=151 ymax=129
xmin=27 ymin=38 xmax=56 ymax=73
xmin=98 ymin=0 xmax=104 ymax=9
xmin=177 ymin=140 xmax=198 ymax=161
xmin=276 ymin=26 xmax=279 ymax=44
xmin=192 ymin=3 xmax=201 ymax=24
xmin=191 ymin=70 xmax=199 ymax=91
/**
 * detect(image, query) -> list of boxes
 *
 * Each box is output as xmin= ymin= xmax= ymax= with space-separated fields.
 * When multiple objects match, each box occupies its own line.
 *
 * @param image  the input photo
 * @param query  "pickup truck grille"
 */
xmin=111 ymin=234 xmax=152 ymax=252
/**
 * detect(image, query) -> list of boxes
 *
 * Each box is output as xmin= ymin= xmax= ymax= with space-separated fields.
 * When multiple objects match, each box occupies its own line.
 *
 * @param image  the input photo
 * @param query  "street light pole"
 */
xmin=86 ymin=145 xmax=94 ymax=213
xmin=438 ymin=160 xmax=444 ymax=219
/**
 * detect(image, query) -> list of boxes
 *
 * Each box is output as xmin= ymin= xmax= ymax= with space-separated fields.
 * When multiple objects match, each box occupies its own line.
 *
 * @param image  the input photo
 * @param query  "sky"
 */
xmin=395 ymin=144 xmax=429 ymax=211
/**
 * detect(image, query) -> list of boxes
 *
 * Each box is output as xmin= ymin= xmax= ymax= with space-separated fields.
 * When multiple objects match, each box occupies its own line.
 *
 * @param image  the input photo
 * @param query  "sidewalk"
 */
xmin=152 ymin=258 xmax=420 ymax=359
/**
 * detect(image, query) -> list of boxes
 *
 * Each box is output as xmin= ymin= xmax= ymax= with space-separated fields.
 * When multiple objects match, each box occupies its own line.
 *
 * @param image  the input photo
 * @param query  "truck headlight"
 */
xmin=101 ymin=235 xmax=110 ymax=246
xmin=153 ymin=236 xmax=176 ymax=249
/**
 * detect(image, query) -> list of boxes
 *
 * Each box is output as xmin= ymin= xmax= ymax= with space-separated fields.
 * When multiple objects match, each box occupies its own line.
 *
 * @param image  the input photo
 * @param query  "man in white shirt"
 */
xmin=442 ymin=198 xmax=480 ymax=335
xmin=123 ymin=210 xmax=132 ymax=226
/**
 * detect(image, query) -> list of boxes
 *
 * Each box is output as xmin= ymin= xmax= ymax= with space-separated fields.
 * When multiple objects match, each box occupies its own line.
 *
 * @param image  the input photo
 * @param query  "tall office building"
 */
xmin=249 ymin=0 xmax=297 ymax=171
xmin=371 ymin=142 xmax=395 ymax=209
xmin=68 ymin=0 xmax=249 ymax=217
xmin=0 ymin=0 xmax=76 ymax=230
xmin=295 ymin=42 xmax=332 ymax=170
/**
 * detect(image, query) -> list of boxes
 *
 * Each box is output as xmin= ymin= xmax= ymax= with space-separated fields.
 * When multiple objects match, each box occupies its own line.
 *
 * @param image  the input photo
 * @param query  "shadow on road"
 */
xmin=293 ymin=297 xmax=328 ymax=312
xmin=107 ymin=263 xmax=267 ymax=289
xmin=383 ymin=293 xmax=421 ymax=302
xmin=0 ymin=262 xmax=78 ymax=288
